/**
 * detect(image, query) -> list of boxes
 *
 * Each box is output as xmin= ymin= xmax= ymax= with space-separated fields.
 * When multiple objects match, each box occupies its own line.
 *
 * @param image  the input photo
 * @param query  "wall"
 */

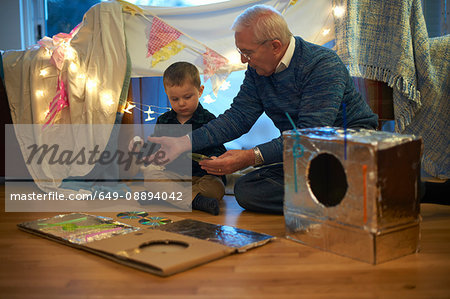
xmin=0 ymin=0 xmax=24 ymax=50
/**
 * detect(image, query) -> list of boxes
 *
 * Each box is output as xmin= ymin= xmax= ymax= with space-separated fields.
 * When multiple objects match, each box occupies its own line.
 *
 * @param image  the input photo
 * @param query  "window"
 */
xmin=46 ymin=0 xmax=100 ymax=37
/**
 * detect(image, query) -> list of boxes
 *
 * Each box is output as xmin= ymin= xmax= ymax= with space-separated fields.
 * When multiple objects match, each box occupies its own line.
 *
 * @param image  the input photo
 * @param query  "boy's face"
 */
xmin=165 ymin=81 xmax=204 ymax=121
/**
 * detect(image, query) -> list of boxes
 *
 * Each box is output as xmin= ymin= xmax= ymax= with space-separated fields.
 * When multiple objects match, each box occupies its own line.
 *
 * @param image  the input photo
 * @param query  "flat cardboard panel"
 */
xmin=18 ymin=212 xmax=275 ymax=276
xmin=86 ymin=229 xmax=234 ymax=276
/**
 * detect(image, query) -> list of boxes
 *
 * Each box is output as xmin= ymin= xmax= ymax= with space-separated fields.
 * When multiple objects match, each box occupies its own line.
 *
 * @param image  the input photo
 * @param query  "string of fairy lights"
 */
xmin=35 ymin=3 xmax=347 ymax=124
xmin=123 ymin=101 xmax=171 ymax=121
xmin=313 ymin=5 xmax=345 ymax=43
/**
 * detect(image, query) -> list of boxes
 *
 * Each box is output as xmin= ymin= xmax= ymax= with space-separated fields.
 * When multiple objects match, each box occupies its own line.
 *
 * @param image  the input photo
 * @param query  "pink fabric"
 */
xmin=50 ymin=46 xmax=66 ymax=70
xmin=147 ymin=17 xmax=182 ymax=57
xmin=202 ymin=48 xmax=228 ymax=82
xmin=43 ymin=77 xmax=69 ymax=129
xmin=38 ymin=24 xmax=81 ymax=71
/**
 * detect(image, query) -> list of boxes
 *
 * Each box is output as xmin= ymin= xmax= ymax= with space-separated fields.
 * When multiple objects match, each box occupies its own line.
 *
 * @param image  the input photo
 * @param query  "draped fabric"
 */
xmin=2 ymin=2 xmax=130 ymax=194
xmin=335 ymin=0 xmax=449 ymax=179
xmin=124 ymin=0 xmax=333 ymax=79
xmin=3 ymin=0 xmax=334 ymax=128
xmin=122 ymin=0 xmax=333 ymax=146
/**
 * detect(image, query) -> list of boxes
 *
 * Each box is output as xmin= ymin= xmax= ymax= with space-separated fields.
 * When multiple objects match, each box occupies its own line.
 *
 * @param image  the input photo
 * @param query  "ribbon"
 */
xmin=43 ymin=76 xmax=69 ymax=129
xmin=285 ymin=112 xmax=304 ymax=193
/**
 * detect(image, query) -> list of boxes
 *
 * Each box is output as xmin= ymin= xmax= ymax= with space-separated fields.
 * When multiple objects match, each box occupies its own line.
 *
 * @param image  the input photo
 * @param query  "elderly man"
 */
xmin=149 ymin=5 xmax=378 ymax=214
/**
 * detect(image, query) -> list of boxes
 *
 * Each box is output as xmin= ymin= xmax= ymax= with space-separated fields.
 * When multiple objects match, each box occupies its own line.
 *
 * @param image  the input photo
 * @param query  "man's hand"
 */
xmin=146 ymin=135 xmax=191 ymax=166
xmin=199 ymin=149 xmax=255 ymax=175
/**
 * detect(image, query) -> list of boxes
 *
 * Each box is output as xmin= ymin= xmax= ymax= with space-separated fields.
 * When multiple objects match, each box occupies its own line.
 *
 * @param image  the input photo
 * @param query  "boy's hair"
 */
xmin=163 ymin=62 xmax=201 ymax=89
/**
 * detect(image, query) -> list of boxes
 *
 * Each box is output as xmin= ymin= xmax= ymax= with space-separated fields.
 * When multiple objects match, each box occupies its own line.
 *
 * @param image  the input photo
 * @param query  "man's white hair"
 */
xmin=231 ymin=4 xmax=292 ymax=45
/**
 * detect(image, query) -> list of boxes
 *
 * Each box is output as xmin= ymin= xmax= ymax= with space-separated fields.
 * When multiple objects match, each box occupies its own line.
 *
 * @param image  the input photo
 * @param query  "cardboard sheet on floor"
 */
xmin=17 ymin=213 xmax=275 ymax=276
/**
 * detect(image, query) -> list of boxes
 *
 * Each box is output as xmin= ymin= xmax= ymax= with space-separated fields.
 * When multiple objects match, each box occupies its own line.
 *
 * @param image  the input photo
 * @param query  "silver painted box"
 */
xmin=283 ymin=127 xmax=422 ymax=264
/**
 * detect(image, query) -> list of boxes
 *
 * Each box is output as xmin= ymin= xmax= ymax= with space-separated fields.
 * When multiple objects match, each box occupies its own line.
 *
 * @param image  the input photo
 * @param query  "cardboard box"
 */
xmin=18 ymin=213 xmax=275 ymax=276
xmin=283 ymin=127 xmax=422 ymax=264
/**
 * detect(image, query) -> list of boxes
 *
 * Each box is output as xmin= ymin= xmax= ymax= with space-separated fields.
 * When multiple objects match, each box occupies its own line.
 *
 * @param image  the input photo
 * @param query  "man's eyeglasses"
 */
xmin=236 ymin=39 xmax=272 ymax=61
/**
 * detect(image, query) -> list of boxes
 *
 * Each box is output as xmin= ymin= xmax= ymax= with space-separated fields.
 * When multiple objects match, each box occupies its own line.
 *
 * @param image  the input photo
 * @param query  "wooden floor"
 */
xmin=1 ymin=185 xmax=450 ymax=298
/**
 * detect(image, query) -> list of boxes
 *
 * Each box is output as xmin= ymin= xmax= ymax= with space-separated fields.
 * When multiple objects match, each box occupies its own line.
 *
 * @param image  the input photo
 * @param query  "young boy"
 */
xmin=129 ymin=62 xmax=226 ymax=215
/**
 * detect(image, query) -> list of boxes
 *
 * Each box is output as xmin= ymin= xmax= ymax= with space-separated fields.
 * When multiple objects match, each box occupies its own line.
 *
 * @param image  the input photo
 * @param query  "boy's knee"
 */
xmin=194 ymin=175 xmax=225 ymax=201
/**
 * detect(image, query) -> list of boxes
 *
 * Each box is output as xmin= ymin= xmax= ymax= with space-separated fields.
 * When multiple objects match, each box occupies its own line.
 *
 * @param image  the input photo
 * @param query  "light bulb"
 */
xmin=69 ymin=62 xmax=78 ymax=72
xmin=123 ymin=103 xmax=136 ymax=114
xmin=100 ymin=91 xmax=115 ymax=107
xmin=42 ymin=109 xmax=49 ymax=120
xmin=333 ymin=6 xmax=345 ymax=18
xmin=39 ymin=69 xmax=48 ymax=77
xmin=86 ymin=79 xmax=97 ymax=91
xmin=65 ymin=46 xmax=75 ymax=60
xmin=35 ymin=90 xmax=44 ymax=97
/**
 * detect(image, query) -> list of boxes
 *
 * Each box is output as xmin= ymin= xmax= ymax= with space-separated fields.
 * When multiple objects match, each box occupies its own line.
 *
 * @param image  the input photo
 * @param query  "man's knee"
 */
xmin=233 ymin=168 xmax=284 ymax=214
xmin=233 ymin=174 xmax=253 ymax=209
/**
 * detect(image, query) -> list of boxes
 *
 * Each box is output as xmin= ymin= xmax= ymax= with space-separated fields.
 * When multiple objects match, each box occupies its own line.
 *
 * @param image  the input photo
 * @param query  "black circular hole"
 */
xmin=139 ymin=240 xmax=189 ymax=253
xmin=307 ymin=153 xmax=348 ymax=207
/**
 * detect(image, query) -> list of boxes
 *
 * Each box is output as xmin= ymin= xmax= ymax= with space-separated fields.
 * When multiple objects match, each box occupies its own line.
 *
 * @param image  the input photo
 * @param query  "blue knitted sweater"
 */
xmin=191 ymin=37 xmax=378 ymax=165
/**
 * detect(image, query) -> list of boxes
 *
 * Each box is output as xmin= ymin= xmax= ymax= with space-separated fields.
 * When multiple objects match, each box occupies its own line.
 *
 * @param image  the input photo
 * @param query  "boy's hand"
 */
xmin=199 ymin=149 xmax=254 ymax=175
xmin=145 ymin=135 xmax=191 ymax=166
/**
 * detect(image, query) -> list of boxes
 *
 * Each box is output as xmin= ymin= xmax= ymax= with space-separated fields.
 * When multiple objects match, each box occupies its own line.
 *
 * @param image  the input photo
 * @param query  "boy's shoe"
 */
xmin=192 ymin=194 xmax=220 ymax=215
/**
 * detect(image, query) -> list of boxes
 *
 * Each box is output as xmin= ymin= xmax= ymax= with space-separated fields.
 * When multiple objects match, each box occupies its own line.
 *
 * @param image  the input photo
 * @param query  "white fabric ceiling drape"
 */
xmin=124 ymin=0 xmax=334 ymax=77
